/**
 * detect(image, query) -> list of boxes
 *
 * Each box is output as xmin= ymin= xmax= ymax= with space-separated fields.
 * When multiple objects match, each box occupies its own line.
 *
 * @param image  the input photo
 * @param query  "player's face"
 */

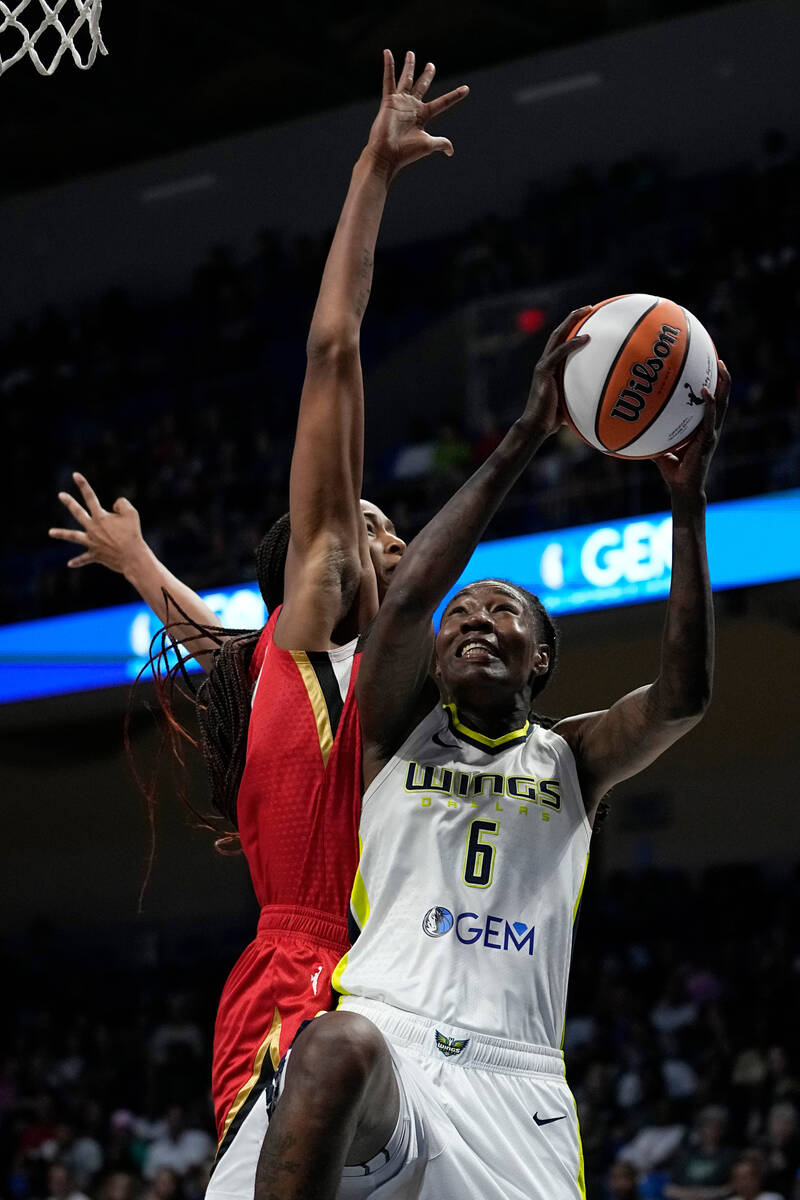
xmin=435 ymin=581 xmax=549 ymax=698
xmin=361 ymin=500 xmax=405 ymax=599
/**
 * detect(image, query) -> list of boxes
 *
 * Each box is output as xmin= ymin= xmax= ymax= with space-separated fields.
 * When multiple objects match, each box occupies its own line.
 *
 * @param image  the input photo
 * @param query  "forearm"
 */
xmin=123 ymin=544 xmax=222 ymax=633
xmin=288 ymin=152 xmax=392 ymax=554
xmin=390 ymin=418 xmax=548 ymax=616
xmin=306 ymin=151 xmax=391 ymax=353
xmin=654 ymin=492 xmax=713 ymax=718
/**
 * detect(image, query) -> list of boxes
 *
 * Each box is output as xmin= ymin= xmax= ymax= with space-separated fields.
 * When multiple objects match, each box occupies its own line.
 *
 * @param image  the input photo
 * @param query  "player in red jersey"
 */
xmin=208 ymin=60 xmax=467 ymax=1194
xmin=51 ymin=50 xmax=468 ymax=1199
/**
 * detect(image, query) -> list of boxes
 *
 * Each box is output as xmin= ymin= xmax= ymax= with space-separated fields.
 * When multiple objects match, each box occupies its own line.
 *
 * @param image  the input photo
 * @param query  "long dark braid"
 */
xmin=141 ymin=513 xmax=292 ymax=853
xmin=194 ymin=512 xmax=292 ymax=834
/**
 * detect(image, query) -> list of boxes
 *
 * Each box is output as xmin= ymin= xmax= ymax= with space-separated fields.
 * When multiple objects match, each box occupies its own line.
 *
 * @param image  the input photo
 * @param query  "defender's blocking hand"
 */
xmin=365 ymin=49 xmax=469 ymax=178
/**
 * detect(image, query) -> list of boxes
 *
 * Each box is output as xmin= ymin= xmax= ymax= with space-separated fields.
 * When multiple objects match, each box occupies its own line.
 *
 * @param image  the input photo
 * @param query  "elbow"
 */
xmin=306 ymin=327 xmax=360 ymax=364
xmin=380 ymin=576 xmax=435 ymax=624
xmin=671 ymin=690 xmax=712 ymax=725
xmin=653 ymin=677 xmax=712 ymax=724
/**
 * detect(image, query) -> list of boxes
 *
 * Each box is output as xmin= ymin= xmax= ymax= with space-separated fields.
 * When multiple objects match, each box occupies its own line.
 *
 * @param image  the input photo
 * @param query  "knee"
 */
xmin=284 ymin=1013 xmax=387 ymax=1112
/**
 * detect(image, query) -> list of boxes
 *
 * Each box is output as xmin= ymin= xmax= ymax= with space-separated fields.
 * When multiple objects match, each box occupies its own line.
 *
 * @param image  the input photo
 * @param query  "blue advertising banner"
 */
xmin=1 ymin=490 xmax=798 ymax=705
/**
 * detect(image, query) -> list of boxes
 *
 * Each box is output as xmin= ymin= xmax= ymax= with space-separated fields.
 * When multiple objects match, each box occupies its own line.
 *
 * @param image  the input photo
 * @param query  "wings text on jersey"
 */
xmin=404 ymin=761 xmax=561 ymax=810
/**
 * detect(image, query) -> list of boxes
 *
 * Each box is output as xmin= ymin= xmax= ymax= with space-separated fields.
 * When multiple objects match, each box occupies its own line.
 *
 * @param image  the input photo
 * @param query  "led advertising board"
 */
xmin=1 ymin=489 xmax=798 ymax=705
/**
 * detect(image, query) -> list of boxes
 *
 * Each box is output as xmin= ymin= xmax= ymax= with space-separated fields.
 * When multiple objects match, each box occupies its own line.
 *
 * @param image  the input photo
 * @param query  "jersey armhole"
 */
xmin=544 ymin=727 xmax=594 ymax=842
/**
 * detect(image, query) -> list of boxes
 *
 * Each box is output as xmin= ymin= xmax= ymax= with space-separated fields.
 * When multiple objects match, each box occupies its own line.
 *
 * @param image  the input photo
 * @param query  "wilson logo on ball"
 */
xmin=611 ymin=322 xmax=682 ymax=422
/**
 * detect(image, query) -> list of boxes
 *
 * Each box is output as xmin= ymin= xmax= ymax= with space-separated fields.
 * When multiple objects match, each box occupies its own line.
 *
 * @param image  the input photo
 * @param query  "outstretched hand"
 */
xmin=522 ymin=307 xmax=591 ymax=439
xmin=365 ymin=49 xmax=469 ymax=178
xmin=49 ymin=471 xmax=148 ymax=572
xmin=654 ymin=361 xmax=730 ymax=496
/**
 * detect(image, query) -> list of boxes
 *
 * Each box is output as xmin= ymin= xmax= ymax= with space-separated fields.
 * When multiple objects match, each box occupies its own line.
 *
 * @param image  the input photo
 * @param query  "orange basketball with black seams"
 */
xmin=562 ymin=294 xmax=718 ymax=460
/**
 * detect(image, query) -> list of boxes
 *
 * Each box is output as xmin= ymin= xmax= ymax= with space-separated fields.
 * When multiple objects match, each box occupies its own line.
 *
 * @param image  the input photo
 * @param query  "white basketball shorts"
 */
xmin=334 ymin=997 xmax=586 ymax=1200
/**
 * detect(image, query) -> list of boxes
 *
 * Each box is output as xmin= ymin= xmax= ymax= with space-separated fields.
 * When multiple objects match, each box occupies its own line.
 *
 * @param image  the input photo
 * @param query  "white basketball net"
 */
xmin=0 ymin=0 xmax=106 ymax=75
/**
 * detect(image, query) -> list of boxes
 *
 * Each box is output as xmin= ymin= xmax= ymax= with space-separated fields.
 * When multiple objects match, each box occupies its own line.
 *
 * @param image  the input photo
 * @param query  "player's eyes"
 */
xmin=448 ymin=605 xmax=466 ymax=616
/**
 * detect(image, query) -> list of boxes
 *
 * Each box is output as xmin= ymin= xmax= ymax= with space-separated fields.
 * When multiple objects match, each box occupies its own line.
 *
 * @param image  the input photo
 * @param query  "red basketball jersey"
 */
xmin=212 ymin=608 xmax=362 ymax=1148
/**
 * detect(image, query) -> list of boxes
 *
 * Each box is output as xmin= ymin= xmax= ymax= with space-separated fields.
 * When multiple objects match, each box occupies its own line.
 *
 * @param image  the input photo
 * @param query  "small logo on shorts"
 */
xmin=422 ymin=906 xmax=454 ymax=937
xmin=435 ymin=1030 xmax=470 ymax=1058
xmin=532 ymin=1111 xmax=566 ymax=1126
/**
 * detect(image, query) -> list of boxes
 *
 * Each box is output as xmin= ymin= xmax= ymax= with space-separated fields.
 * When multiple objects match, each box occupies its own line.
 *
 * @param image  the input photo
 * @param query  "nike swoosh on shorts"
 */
xmin=532 ymin=1111 xmax=566 ymax=1126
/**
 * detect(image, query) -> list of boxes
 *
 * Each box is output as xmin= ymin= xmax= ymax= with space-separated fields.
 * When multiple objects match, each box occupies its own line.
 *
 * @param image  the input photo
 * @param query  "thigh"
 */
xmin=427 ymin=1064 xmax=585 ymax=1200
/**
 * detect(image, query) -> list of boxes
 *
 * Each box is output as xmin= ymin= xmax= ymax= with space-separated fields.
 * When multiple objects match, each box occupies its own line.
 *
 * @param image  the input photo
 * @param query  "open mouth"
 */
xmin=457 ymin=639 xmax=498 ymax=660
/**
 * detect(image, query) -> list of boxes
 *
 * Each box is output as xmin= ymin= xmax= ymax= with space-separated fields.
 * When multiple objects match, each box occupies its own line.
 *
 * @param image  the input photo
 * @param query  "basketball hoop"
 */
xmin=0 ymin=0 xmax=107 ymax=76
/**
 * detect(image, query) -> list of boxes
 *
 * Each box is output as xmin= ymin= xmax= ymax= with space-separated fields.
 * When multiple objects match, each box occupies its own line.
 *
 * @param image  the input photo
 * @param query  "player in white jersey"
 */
xmin=255 ymin=315 xmax=730 ymax=1200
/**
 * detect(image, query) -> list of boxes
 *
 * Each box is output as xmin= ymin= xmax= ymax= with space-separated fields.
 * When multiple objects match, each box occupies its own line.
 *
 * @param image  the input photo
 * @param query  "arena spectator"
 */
xmin=727 ymin=1155 xmax=784 ymax=1200
xmin=139 ymin=1167 xmax=180 ymax=1200
xmin=604 ymin=1160 xmax=644 ymax=1199
xmin=95 ymin=1173 xmax=137 ymax=1200
xmin=141 ymin=1108 xmax=213 ymax=1182
xmin=759 ymin=1103 xmax=800 ymax=1199
xmin=664 ymin=1105 xmax=738 ymax=1200
xmin=617 ymin=1098 xmax=687 ymax=1174
xmin=44 ymin=1163 xmax=90 ymax=1200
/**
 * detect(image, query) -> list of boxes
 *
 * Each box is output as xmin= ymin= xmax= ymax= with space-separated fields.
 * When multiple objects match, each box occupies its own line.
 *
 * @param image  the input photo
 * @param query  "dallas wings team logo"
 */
xmin=422 ymin=906 xmax=454 ymax=937
xmin=435 ymin=1030 xmax=470 ymax=1058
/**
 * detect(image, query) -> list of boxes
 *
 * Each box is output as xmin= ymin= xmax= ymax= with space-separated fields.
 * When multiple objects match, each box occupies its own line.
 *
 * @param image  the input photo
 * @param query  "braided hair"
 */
xmin=142 ymin=513 xmax=292 ymax=853
xmin=192 ymin=512 xmax=292 ymax=836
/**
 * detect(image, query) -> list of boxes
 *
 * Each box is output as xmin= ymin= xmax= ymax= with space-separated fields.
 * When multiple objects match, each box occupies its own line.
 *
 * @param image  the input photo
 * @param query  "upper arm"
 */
xmin=357 ymin=588 xmax=436 ymax=787
xmin=277 ymin=343 xmax=370 ymax=649
xmin=555 ymin=682 xmax=703 ymax=814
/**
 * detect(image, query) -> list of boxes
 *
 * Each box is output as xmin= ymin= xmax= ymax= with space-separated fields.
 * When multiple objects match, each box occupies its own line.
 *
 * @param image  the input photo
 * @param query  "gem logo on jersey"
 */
xmin=435 ymin=1030 xmax=470 ymax=1058
xmin=422 ymin=906 xmax=454 ymax=937
xmin=421 ymin=907 xmax=535 ymax=954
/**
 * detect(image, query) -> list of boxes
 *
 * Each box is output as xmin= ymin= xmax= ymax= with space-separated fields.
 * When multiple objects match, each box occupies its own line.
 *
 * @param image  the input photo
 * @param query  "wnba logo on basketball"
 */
xmin=422 ymin=907 xmax=454 ymax=937
xmin=611 ymin=323 xmax=682 ymax=422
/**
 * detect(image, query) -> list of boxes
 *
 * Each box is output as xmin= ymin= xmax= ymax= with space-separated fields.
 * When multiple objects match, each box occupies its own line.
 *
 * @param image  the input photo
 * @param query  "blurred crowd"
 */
xmin=2 ymin=864 xmax=798 ymax=1200
xmin=3 ymin=129 xmax=799 ymax=624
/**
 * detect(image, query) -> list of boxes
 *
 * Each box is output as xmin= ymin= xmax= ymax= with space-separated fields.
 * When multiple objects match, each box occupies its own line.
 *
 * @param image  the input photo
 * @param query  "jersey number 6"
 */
xmin=463 ymin=819 xmax=499 ymax=889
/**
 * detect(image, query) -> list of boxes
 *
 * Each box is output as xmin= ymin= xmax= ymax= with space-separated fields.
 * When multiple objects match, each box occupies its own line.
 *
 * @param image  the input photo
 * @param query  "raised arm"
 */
xmin=555 ymin=364 xmax=730 ymax=818
xmin=277 ymin=50 xmax=468 ymax=650
xmin=49 ymin=471 xmax=223 ymax=671
xmin=357 ymin=312 xmax=591 ymax=785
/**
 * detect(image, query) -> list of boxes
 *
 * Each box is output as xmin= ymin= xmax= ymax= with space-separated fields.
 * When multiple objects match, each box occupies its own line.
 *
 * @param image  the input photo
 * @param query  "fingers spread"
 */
xmin=49 ymin=527 xmax=88 ymax=546
xmin=399 ymin=49 xmax=415 ymax=92
xmin=426 ymin=84 xmax=469 ymax=122
xmin=427 ymin=135 xmax=454 ymax=158
xmin=382 ymin=48 xmax=395 ymax=97
xmin=411 ymin=61 xmax=435 ymax=100
xmin=67 ymin=551 xmax=94 ymax=568
xmin=58 ymin=491 xmax=90 ymax=527
xmin=73 ymin=471 xmax=103 ymax=515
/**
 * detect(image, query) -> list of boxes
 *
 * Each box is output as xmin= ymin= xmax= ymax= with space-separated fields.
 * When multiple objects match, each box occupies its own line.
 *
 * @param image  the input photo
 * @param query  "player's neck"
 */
xmin=448 ymin=691 xmax=530 ymax=740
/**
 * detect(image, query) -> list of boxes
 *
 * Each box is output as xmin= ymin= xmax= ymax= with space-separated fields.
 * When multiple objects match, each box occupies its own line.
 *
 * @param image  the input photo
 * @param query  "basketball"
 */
xmin=562 ymin=294 xmax=718 ymax=459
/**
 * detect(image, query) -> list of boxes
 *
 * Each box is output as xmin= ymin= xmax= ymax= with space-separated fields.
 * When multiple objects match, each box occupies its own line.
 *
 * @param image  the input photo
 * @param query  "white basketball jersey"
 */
xmin=334 ymin=703 xmax=592 ymax=1050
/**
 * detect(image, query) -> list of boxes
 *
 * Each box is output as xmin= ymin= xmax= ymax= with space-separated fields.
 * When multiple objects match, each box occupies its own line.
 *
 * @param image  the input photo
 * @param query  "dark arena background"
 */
xmin=1 ymin=3 xmax=799 ymax=1199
